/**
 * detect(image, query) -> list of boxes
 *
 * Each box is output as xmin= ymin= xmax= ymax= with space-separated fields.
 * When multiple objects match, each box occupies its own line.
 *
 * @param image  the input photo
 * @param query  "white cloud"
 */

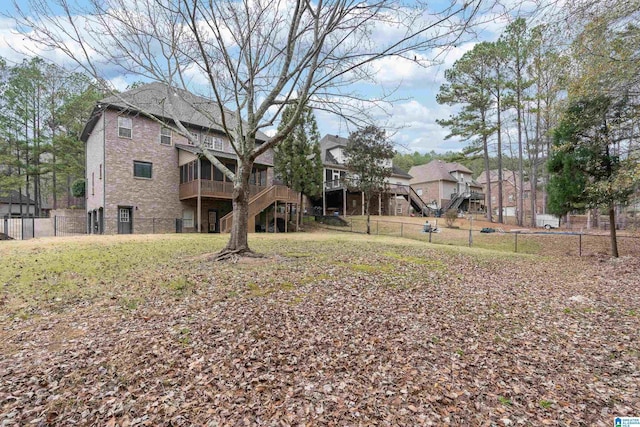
xmin=107 ymin=76 xmax=130 ymax=92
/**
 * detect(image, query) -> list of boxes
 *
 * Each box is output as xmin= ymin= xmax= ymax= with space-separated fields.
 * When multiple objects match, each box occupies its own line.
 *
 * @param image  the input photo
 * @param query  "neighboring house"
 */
xmin=319 ymin=134 xmax=424 ymax=216
xmin=409 ymin=160 xmax=484 ymax=213
xmin=81 ymin=83 xmax=299 ymax=235
xmin=0 ymin=190 xmax=37 ymax=218
xmin=476 ymin=169 xmax=543 ymax=218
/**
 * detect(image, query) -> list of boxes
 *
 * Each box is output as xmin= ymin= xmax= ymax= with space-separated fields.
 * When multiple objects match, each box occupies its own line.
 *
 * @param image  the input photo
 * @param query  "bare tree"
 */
xmin=14 ymin=0 xmax=488 ymax=258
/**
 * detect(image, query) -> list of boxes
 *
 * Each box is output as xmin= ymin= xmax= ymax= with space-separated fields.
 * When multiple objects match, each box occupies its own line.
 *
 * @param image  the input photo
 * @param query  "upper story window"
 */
xmin=204 ymin=135 xmax=224 ymax=151
xmin=118 ymin=116 xmax=132 ymax=138
xmin=160 ymin=126 xmax=172 ymax=145
xmin=189 ymin=132 xmax=199 ymax=146
xmin=133 ymin=161 xmax=152 ymax=179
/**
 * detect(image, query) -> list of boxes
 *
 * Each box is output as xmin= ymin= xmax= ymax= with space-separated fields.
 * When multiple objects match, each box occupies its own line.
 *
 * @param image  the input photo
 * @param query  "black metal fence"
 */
xmin=54 ymin=216 xmax=88 ymax=237
xmin=317 ymin=217 xmax=640 ymax=258
xmin=102 ymin=217 xmax=183 ymax=235
xmin=1 ymin=216 xmax=184 ymax=240
xmin=2 ymin=217 xmax=45 ymax=240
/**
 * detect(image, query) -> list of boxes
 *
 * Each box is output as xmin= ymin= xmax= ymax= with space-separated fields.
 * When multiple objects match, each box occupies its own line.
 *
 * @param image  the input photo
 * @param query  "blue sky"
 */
xmin=0 ymin=1 xmax=526 ymax=155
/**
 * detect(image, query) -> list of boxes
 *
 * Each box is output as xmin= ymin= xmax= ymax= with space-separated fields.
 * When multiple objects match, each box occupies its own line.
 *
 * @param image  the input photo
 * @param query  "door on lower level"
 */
xmin=118 ymin=206 xmax=133 ymax=234
xmin=208 ymin=209 xmax=218 ymax=233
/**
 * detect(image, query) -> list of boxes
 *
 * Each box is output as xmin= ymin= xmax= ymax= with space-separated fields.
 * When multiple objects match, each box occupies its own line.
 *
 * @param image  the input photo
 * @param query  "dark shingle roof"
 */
xmin=0 ymin=190 xmax=35 ymax=205
xmin=81 ymin=83 xmax=269 ymax=142
xmin=392 ymin=165 xmax=412 ymax=179
xmin=319 ymin=134 xmax=350 ymax=164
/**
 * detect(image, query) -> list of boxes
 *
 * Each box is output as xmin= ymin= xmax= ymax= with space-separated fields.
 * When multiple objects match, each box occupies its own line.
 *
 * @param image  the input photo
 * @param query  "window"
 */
xmin=133 ymin=161 xmax=152 ymax=179
xmin=416 ymin=189 xmax=423 ymax=196
xmin=180 ymin=164 xmax=188 ymax=183
xmin=213 ymin=165 xmax=224 ymax=181
xmin=201 ymin=159 xmax=212 ymax=180
xmin=99 ymin=164 xmax=102 ymax=180
xmin=119 ymin=208 xmax=130 ymax=223
xmin=204 ymin=135 xmax=224 ymax=150
xmin=160 ymin=126 xmax=172 ymax=145
xmin=118 ymin=116 xmax=132 ymax=138
xmin=190 ymin=132 xmax=199 ymax=145
xmin=183 ymin=209 xmax=194 ymax=228
xmin=92 ymin=172 xmax=95 ymax=195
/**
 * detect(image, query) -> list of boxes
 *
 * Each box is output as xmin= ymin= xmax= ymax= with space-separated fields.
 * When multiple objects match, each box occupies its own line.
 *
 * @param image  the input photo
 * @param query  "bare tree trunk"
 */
xmin=220 ymin=161 xmax=253 ymax=258
xmin=365 ymin=193 xmax=371 ymax=234
xmin=609 ymin=203 xmax=619 ymax=258
xmin=497 ymin=114 xmax=503 ymax=223
xmin=483 ymin=135 xmax=493 ymax=222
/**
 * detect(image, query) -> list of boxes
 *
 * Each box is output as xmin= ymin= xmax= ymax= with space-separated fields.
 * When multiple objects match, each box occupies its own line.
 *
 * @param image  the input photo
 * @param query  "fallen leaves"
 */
xmin=0 ymin=233 xmax=639 ymax=425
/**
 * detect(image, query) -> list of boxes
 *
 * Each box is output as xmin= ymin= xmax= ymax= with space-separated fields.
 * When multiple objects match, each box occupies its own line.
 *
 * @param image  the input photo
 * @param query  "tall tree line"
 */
xmin=0 ymin=57 xmax=100 ymax=216
xmin=436 ymin=16 xmax=607 ymax=226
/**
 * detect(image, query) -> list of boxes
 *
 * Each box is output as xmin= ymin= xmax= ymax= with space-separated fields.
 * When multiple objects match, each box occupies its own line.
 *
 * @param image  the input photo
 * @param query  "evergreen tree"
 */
xmin=274 ymin=105 xmax=323 ymax=225
xmin=548 ymin=95 xmax=637 ymax=257
xmin=344 ymin=125 xmax=394 ymax=234
xmin=436 ymin=42 xmax=495 ymax=221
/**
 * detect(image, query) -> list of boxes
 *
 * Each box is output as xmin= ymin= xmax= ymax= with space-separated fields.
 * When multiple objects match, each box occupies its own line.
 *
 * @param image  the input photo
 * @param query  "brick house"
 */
xmin=319 ymin=135 xmax=425 ymax=216
xmin=81 ymin=83 xmax=298 ymax=234
xmin=409 ymin=160 xmax=484 ymax=213
xmin=476 ymin=169 xmax=544 ymax=218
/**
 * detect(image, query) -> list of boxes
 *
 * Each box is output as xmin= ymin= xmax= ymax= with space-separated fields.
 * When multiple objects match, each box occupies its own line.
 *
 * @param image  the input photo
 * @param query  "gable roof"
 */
xmin=0 ymin=190 xmax=35 ymax=205
xmin=319 ymin=134 xmax=411 ymax=179
xmin=476 ymin=169 xmax=533 ymax=191
xmin=319 ymin=134 xmax=350 ymax=164
xmin=81 ymin=82 xmax=269 ymax=143
xmin=476 ymin=169 xmax=519 ymax=185
xmin=409 ymin=160 xmax=469 ymax=183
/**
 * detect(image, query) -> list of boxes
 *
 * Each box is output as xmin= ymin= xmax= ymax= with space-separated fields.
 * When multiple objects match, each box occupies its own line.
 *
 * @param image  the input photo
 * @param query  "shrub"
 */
xmin=445 ymin=209 xmax=458 ymax=228
xmin=71 ymin=179 xmax=86 ymax=197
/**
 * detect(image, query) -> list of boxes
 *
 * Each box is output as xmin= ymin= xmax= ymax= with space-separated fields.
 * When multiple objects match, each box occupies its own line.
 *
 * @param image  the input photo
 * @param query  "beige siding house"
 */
xmin=319 ymin=135 xmax=425 ymax=216
xmin=81 ymin=83 xmax=298 ymax=234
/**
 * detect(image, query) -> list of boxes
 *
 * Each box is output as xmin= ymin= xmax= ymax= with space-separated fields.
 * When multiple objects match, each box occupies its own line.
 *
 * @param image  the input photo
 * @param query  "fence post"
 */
xmin=153 ymin=217 xmax=156 ymax=234
xmin=468 ymin=229 xmax=473 ymax=247
xmin=401 ymin=223 xmax=403 ymax=237
xmin=54 ymin=216 xmax=57 ymax=236
xmin=376 ymin=221 xmax=379 ymax=235
xmin=350 ymin=219 xmax=353 ymax=233
xmin=579 ymin=233 xmax=582 ymax=257
xmin=429 ymin=229 xmax=432 ymax=243
xmin=514 ymin=232 xmax=518 ymax=253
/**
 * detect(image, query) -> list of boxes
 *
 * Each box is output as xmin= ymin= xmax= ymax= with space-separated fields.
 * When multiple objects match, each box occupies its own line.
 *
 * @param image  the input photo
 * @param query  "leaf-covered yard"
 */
xmin=1 ymin=233 xmax=638 ymax=425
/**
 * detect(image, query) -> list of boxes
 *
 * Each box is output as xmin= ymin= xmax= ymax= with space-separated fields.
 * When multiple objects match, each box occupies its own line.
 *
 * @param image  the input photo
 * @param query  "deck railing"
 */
xmin=219 ymin=185 xmax=300 ymax=233
xmin=179 ymin=179 xmax=265 ymax=199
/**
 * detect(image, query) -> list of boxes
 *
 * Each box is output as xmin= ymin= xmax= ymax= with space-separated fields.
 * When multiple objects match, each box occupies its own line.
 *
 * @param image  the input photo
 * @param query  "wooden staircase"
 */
xmin=219 ymin=185 xmax=300 ymax=233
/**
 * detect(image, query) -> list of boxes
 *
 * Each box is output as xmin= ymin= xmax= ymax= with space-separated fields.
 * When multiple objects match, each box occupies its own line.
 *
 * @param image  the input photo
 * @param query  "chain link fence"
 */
xmin=317 ymin=217 xmax=640 ymax=258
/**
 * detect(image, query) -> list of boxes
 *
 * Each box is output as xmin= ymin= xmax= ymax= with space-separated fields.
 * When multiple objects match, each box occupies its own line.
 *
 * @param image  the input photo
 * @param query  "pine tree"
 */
xmin=274 ymin=105 xmax=323 ymax=226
